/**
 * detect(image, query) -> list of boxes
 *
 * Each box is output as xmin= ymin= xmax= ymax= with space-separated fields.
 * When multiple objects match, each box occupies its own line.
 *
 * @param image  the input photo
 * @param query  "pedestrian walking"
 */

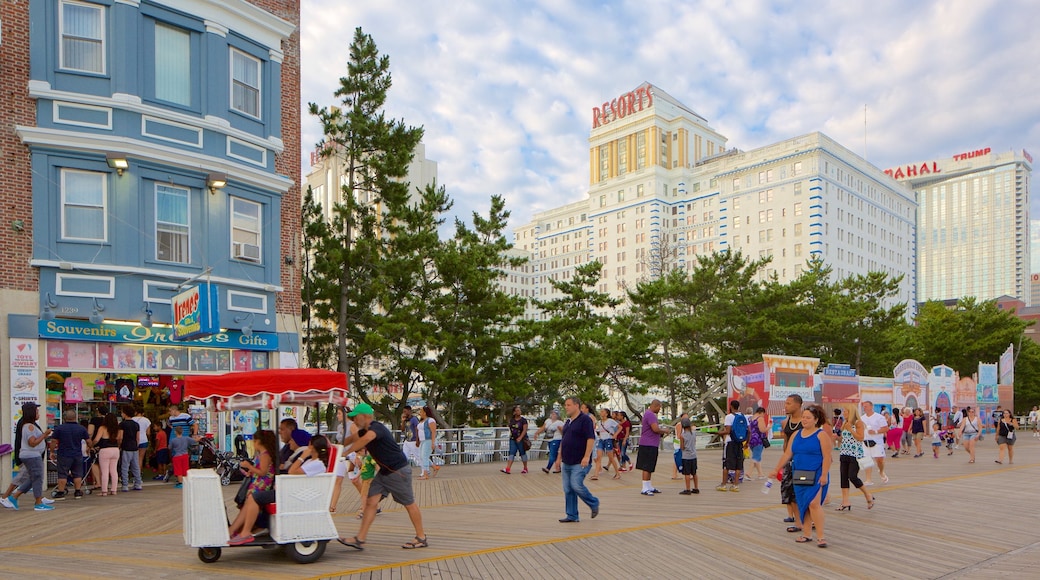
xmin=773 ymin=404 xmax=832 ymax=548
xmin=860 ymin=401 xmax=889 ymax=484
xmin=995 ymin=409 xmax=1018 ymax=464
xmin=615 ymin=411 xmax=632 ymax=472
xmin=417 ymin=406 xmax=439 ymax=479
xmin=910 ymin=408 xmax=928 ymax=457
xmin=6 ymin=403 xmax=54 ymax=511
xmin=957 ymin=407 xmax=981 ymax=463
xmin=593 ymin=408 xmax=622 ymax=480
xmin=780 ymin=394 xmax=803 ymax=525
xmin=337 ymin=403 xmax=428 ymax=550
xmin=535 ymin=410 xmax=564 ymax=474
xmin=501 ymin=405 xmax=529 ymax=474
xmin=636 ymin=399 xmax=670 ymax=496
xmin=747 ymin=407 xmax=770 ymax=480
xmin=834 ymin=406 xmax=874 ymax=511
xmin=558 ymin=397 xmax=599 ymax=523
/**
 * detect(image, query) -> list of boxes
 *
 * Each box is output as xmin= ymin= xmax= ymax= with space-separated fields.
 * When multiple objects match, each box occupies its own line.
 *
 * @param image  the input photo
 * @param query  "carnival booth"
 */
xmin=181 ymin=369 xmax=349 ymax=564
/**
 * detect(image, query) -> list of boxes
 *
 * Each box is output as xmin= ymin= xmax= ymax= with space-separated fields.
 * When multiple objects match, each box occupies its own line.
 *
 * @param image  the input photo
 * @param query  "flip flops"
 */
xmin=402 ymin=536 xmax=428 ymax=549
xmin=337 ymin=536 xmax=365 ymax=550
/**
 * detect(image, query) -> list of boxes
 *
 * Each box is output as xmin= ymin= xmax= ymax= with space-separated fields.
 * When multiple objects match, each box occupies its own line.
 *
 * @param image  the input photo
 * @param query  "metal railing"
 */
xmin=382 ymin=423 xmax=727 ymax=466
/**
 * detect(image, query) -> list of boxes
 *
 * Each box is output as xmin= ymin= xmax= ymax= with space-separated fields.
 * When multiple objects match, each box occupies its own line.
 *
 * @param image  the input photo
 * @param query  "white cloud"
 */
xmin=301 ymin=0 xmax=1040 ymax=233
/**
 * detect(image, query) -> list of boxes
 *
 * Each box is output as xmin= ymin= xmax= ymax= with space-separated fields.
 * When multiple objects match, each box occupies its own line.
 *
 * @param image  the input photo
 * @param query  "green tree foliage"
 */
xmin=508 ymin=261 xmax=623 ymax=409
xmin=422 ymin=196 xmax=527 ymax=422
xmin=910 ymin=298 xmax=1026 ymax=376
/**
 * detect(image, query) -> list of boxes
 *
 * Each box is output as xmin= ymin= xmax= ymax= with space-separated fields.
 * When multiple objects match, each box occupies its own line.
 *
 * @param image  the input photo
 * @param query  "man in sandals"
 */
xmin=337 ymin=403 xmax=429 ymax=550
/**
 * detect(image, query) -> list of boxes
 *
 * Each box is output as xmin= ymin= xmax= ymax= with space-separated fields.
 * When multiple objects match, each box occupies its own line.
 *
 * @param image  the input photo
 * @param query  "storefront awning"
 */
xmin=184 ymin=368 xmax=349 ymax=410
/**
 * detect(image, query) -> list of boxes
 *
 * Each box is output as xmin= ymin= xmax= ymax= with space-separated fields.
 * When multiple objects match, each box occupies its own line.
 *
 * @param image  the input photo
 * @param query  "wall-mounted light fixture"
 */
xmin=89 ymin=297 xmax=106 ymax=325
xmin=106 ymin=153 xmax=129 ymax=176
xmin=207 ymin=172 xmax=228 ymax=195
xmin=234 ymin=312 xmax=255 ymax=338
xmin=41 ymin=292 xmax=58 ymax=321
xmin=141 ymin=303 xmax=153 ymax=328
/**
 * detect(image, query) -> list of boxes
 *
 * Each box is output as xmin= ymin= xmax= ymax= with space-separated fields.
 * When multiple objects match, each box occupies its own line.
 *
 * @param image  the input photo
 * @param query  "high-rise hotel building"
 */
xmin=513 ymin=83 xmax=917 ymax=315
xmin=886 ymin=148 xmax=1032 ymax=304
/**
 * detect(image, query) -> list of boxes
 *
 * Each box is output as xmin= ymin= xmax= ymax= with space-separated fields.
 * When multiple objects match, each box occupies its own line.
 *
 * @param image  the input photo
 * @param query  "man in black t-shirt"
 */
xmin=118 ymin=404 xmax=143 ymax=491
xmin=780 ymin=394 xmax=803 ymax=527
xmin=337 ymin=403 xmax=428 ymax=551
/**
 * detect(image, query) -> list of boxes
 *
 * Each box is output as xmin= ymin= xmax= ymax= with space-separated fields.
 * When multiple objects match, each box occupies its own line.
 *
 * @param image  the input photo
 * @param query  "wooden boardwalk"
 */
xmin=2 ymin=435 xmax=1039 ymax=579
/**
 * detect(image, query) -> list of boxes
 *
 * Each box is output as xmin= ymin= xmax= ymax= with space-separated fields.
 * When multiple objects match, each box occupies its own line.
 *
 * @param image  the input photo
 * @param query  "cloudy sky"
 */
xmin=299 ymin=0 xmax=1040 ymax=236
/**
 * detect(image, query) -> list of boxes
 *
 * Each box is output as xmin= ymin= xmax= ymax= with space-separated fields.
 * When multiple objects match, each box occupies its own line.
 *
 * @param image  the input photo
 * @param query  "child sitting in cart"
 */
xmin=228 ymin=433 xmax=329 ymax=546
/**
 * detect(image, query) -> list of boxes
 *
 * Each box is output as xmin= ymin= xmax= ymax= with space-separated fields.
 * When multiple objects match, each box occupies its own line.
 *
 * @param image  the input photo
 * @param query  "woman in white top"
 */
xmin=593 ymin=408 xmax=622 ymax=480
xmin=534 ymin=410 xmax=564 ymax=474
xmin=957 ymin=407 xmax=981 ymax=463
xmin=417 ymin=406 xmax=439 ymax=479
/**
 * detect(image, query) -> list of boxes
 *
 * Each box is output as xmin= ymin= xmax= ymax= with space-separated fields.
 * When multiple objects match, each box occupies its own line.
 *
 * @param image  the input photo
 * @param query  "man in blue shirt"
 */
xmin=559 ymin=396 xmax=599 ymax=523
xmin=51 ymin=409 xmax=89 ymax=500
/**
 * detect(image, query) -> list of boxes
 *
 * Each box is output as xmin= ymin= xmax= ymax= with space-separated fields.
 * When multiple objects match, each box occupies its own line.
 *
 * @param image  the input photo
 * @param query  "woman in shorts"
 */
xmin=593 ymin=408 xmax=621 ymax=480
xmin=957 ymin=408 xmax=981 ymax=463
xmin=995 ymin=409 xmax=1018 ymax=465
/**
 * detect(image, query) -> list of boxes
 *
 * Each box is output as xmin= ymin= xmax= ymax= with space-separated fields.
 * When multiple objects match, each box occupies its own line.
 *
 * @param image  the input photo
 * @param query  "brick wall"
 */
xmin=0 ymin=0 xmax=38 ymax=293
xmin=246 ymin=0 xmax=301 ymax=318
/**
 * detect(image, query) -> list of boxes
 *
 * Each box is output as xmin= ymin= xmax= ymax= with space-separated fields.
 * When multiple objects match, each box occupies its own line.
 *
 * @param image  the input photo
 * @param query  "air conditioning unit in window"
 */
xmin=233 ymin=242 xmax=261 ymax=262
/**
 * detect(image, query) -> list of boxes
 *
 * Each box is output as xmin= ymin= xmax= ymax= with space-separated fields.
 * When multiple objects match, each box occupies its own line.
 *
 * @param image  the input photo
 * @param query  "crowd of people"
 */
xmin=0 ymin=401 xmax=199 ymax=510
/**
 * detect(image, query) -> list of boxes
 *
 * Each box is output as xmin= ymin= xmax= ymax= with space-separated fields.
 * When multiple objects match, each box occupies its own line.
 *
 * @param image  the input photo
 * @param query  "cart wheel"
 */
xmin=198 ymin=547 xmax=222 ymax=563
xmin=220 ymin=472 xmax=231 ymax=486
xmin=285 ymin=540 xmax=326 ymax=564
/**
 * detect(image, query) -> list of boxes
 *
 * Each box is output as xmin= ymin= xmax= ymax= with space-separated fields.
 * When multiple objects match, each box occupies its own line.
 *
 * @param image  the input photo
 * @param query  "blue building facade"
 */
xmin=17 ymin=0 xmax=297 ymax=347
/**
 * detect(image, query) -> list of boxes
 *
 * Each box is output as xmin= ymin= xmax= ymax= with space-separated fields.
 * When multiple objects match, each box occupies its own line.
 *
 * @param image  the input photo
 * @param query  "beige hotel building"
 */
xmin=512 ymin=83 xmax=918 ymax=317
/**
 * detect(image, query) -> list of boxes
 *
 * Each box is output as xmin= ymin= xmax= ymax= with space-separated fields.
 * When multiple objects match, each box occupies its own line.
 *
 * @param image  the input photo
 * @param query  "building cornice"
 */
xmin=160 ymin=0 xmax=296 ymax=51
xmin=17 ymin=125 xmax=294 ymax=193
xmin=29 ymin=81 xmax=284 ymax=154
xmin=31 ymin=259 xmax=284 ymax=293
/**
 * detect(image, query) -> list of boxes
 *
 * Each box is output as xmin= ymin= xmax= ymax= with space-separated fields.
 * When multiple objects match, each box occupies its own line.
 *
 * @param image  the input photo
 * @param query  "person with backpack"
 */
xmin=717 ymin=400 xmax=748 ymax=492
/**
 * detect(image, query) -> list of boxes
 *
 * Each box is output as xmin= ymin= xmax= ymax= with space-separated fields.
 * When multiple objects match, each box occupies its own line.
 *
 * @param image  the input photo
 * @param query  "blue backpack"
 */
xmin=731 ymin=414 xmax=749 ymax=443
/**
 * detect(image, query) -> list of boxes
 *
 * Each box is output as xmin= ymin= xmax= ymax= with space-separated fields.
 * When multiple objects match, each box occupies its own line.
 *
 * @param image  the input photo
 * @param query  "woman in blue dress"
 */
xmin=773 ymin=404 xmax=832 ymax=548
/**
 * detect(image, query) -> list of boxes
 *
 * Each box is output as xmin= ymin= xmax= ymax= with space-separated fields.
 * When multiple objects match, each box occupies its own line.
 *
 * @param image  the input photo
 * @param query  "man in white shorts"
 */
xmin=860 ymin=401 xmax=889 ymax=484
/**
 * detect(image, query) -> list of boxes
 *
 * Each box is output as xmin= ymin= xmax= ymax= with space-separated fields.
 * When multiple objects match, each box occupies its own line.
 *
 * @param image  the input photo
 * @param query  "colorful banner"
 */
xmin=977 ymin=363 xmax=999 ymax=404
xmin=999 ymin=343 xmax=1014 ymax=386
xmin=728 ymin=362 xmax=766 ymax=413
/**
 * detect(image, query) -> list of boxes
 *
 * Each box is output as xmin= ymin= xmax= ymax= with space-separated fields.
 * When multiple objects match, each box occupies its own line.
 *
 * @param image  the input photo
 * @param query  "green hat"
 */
xmin=347 ymin=403 xmax=374 ymax=417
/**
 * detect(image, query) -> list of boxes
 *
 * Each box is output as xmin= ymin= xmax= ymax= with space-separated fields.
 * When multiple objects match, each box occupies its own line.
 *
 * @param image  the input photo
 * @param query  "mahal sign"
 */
xmin=592 ymin=86 xmax=654 ymax=128
xmin=172 ymin=283 xmax=219 ymax=341
xmin=884 ymin=161 xmax=941 ymax=180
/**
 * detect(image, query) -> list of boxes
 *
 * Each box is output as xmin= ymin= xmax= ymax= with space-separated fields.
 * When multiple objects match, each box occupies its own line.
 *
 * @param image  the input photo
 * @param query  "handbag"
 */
xmin=233 ymin=476 xmax=253 ymax=508
xmin=522 ymin=437 xmax=532 ymax=452
xmin=791 ymin=469 xmax=816 ymax=485
xmin=762 ymin=438 xmax=771 ymax=449
xmin=857 ymin=449 xmax=875 ymax=470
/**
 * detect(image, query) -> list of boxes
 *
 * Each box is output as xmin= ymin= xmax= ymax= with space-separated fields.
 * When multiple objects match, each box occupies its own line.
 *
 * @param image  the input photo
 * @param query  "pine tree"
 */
xmin=306 ymin=28 xmax=423 ymax=389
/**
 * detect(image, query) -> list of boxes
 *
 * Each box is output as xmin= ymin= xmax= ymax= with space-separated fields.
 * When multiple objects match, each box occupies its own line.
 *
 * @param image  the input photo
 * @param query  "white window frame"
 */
xmin=60 ymin=168 xmax=107 ymax=242
xmin=59 ymin=0 xmax=106 ymax=74
xmin=230 ymin=48 xmax=262 ymax=119
xmin=230 ymin=197 xmax=262 ymax=263
xmin=155 ymin=183 xmax=191 ymax=264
